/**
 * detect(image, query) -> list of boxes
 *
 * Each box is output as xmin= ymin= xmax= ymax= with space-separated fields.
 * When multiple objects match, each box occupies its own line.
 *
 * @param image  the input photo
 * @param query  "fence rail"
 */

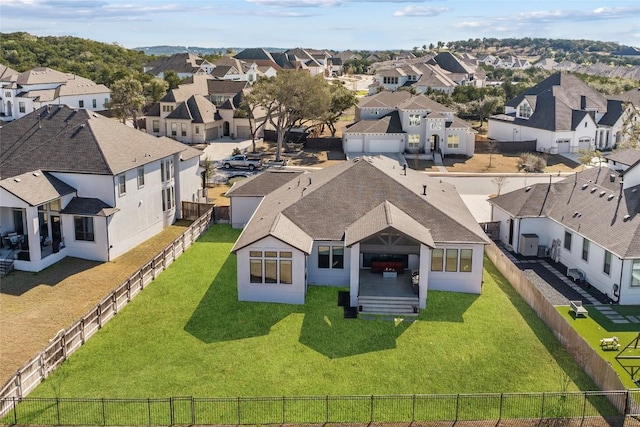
xmin=1 ymin=390 xmax=638 ymax=426
xmin=0 ymin=209 xmax=215 ymax=417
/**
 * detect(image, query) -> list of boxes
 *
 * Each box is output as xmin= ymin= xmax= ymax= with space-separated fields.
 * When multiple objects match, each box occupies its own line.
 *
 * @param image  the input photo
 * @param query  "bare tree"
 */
xmin=486 ymin=140 xmax=499 ymax=168
xmin=492 ymin=176 xmax=508 ymax=196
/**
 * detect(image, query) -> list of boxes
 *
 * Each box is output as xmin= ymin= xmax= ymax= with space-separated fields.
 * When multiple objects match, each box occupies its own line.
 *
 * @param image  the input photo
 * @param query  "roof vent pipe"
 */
xmin=422 ymin=185 xmax=427 ymax=196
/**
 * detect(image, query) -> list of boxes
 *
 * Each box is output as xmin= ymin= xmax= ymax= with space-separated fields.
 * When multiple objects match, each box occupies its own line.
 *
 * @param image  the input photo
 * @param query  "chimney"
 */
xmin=422 ymin=185 xmax=427 ymax=196
xmin=580 ymin=95 xmax=586 ymax=110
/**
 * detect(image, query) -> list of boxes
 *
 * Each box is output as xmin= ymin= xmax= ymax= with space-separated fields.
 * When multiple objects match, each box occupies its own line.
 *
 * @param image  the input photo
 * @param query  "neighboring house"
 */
xmin=145 ymin=76 xmax=260 ymax=143
xmin=0 ymin=66 xmax=111 ymax=121
xmin=229 ymin=156 xmax=489 ymax=314
xmin=143 ymin=53 xmax=214 ymax=78
xmin=343 ymin=91 xmax=476 ymax=157
xmin=604 ymin=148 xmax=640 ymax=172
xmin=211 ymin=56 xmax=278 ymax=83
xmin=235 ymin=48 xmax=327 ymax=76
xmin=335 ymin=50 xmax=361 ymax=62
xmin=0 ymin=105 xmax=202 ymax=273
xmin=533 ymin=58 xmax=559 ymax=71
xmin=489 ymin=157 xmax=640 ymax=305
xmin=370 ymin=52 xmax=485 ymax=94
xmin=487 ymin=72 xmax=630 ymax=154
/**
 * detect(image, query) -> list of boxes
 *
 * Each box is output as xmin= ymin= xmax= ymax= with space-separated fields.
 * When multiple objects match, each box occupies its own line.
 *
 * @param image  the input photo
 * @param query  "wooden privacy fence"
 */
xmin=0 ymin=208 xmax=214 ymax=417
xmin=485 ymin=243 xmax=629 ymax=412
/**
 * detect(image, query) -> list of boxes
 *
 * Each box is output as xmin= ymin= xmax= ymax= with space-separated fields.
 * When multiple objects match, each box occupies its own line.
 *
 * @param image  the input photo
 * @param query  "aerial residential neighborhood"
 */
xmin=1 ymin=4 xmax=640 ymax=423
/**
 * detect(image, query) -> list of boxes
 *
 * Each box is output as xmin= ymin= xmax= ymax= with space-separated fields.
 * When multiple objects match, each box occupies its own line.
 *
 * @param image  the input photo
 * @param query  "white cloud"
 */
xmin=393 ymin=6 xmax=450 ymax=17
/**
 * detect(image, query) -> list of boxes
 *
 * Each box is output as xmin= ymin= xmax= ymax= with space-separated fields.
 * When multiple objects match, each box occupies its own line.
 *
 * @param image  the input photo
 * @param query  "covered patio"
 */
xmin=358 ymin=269 xmax=416 ymax=298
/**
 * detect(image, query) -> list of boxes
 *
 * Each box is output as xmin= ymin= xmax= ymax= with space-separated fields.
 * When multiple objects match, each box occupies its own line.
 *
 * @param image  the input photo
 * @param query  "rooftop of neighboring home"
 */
xmin=604 ymin=148 xmax=640 ymax=168
xmin=232 ymin=155 xmax=489 ymax=254
xmin=144 ymin=53 xmax=212 ymax=75
xmin=0 ymin=67 xmax=110 ymax=97
xmin=358 ymin=91 xmax=454 ymax=113
xmin=0 ymin=64 xmax=19 ymax=81
xmin=0 ymin=105 xmax=199 ymax=180
xmin=490 ymin=166 xmax=640 ymax=258
xmin=491 ymin=72 xmax=623 ymax=132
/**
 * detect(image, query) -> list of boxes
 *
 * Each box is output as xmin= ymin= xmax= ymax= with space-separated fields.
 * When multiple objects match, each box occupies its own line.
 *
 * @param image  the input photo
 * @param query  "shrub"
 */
xmin=518 ymin=152 xmax=547 ymax=172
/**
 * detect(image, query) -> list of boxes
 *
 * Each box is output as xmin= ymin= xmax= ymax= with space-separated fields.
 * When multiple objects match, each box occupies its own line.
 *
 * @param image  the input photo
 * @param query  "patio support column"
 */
xmin=349 ymin=243 xmax=360 ymax=307
xmin=418 ymin=244 xmax=430 ymax=309
xmin=25 ymin=207 xmax=42 ymax=264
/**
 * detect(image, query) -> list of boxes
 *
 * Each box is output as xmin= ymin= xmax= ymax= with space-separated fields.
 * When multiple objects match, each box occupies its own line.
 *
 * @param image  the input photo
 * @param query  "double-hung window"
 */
xmin=118 ymin=175 xmax=126 ymax=196
xmin=603 ymin=251 xmax=612 ymax=275
xmin=137 ymin=167 xmax=145 ymax=188
xmin=582 ymin=238 xmax=589 ymax=262
xmin=564 ymin=231 xmax=572 ymax=251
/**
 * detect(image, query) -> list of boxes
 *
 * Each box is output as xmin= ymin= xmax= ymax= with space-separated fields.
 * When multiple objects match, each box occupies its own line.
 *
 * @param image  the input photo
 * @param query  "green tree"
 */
xmin=321 ymin=81 xmax=358 ymax=137
xmin=239 ymin=89 xmax=269 ymax=153
xmin=106 ymin=76 xmax=145 ymax=128
xmin=473 ymin=95 xmax=503 ymax=128
xmin=248 ymin=71 xmax=330 ymax=161
xmin=163 ymin=70 xmax=182 ymax=90
xmin=144 ymin=77 xmax=168 ymax=106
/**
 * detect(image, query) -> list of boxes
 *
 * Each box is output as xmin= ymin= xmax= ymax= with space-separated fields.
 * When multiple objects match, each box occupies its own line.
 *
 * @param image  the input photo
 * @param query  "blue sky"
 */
xmin=1 ymin=0 xmax=639 ymax=50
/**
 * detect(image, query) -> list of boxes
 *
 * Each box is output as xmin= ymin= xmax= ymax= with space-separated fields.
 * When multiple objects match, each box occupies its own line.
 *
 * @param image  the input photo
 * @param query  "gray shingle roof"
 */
xmin=0 ymin=105 xmax=200 ymax=179
xmin=232 ymin=156 xmax=489 ymax=253
xmin=498 ymin=73 xmax=614 ymax=132
xmin=343 ymin=111 xmax=404 ymax=134
xmin=0 ymin=170 xmax=76 ymax=206
xmin=60 ymin=197 xmax=119 ymax=216
xmin=225 ymin=170 xmax=304 ymax=197
xmin=604 ymin=148 xmax=640 ymax=168
xmin=490 ymin=168 xmax=640 ymax=258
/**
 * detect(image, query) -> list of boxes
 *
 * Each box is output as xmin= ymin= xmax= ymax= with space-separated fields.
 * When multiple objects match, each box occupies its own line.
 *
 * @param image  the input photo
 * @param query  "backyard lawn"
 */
xmin=30 ymin=225 xmax=598 ymax=398
xmin=558 ymin=307 xmax=640 ymax=389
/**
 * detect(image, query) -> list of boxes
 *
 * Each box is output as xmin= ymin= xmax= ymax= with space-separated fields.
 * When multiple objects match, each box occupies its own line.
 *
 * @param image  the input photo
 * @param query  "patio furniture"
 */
xmin=567 ymin=268 xmax=586 ymax=284
xmin=600 ymin=336 xmax=620 ymax=351
xmin=569 ymin=300 xmax=588 ymax=317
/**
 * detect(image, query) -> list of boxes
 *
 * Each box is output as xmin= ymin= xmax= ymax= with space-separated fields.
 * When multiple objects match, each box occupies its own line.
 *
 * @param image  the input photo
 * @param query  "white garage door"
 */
xmin=368 ymin=139 xmax=398 ymax=153
xmin=557 ymin=140 xmax=570 ymax=153
xmin=236 ymin=126 xmax=251 ymax=139
xmin=344 ymin=137 xmax=364 ymax=153
xmin=206 ymin=127 xmax=219 ymax=140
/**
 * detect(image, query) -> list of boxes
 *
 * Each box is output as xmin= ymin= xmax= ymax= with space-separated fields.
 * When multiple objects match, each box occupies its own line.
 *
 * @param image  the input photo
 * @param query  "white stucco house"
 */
xmin=0 ymin=67 xmax=111 ymax=122
xmin=0 ymin=105 xmax=202 ymax=273
xmin=489 ymin=153 xmax=640 ymax=305
xmin=343 ymin=91 xmax=476 ymax=158
xmin=143 ymin=53 xmax=214 ymax=79
xmin=487 ymin=72 xmax=629 ymax=154
xmin=228 ymin=156 xmax=490 ymax=316
xmin=145 ymin=75 xmax=264 ymax=144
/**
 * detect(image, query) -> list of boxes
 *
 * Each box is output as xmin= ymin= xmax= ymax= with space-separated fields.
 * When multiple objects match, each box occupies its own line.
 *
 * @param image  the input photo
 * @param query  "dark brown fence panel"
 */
xmin=305 ymin=137 xmax=343 ymax=150
xmin=476 ymin=139 xmax=538 ymax=154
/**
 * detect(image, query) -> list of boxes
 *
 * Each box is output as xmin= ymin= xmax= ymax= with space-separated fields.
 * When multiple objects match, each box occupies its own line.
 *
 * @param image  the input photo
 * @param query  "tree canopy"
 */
xmin=106 ymin=76 xmax=146 ymax=128
xmin=246 ymin=71 xmax=331 ymax=161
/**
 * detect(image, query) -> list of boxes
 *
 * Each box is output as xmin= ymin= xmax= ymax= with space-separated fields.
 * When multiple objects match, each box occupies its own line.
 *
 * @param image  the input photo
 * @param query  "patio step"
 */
xmin=358 ymin=295 xmax=419 ymax=317
xmin=0 ymin=258 xmax=15 ymax=276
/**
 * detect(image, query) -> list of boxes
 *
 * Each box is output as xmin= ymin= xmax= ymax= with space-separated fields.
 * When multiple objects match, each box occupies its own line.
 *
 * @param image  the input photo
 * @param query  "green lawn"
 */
xmin=31 ymin=225 xmax=598 ymax=398
xmin=558 ymin=307 xmax=640 ymax=389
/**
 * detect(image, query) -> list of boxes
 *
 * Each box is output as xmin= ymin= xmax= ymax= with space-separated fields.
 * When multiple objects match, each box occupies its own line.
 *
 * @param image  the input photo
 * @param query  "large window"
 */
xmin=564 ymin=231 xmax=572 ymax=251
xmin=19 ymin=102 xmax=25 ymax=113
xmin=160 ymin=159 xmax=174 ymax=182
xmin=518 ymin=103 xmax=532 ymax=118
xmin=632 ymin=260 xmax=640 ymax=287
xmin=152 ymin=120 xmax=160 ymax=133
xmin=409 ymin=114 xmax=421 ymax=126
xmin=408 ymin=134 xmax=420 ymax=150
xmin=460 ymin=249 xmax=473 ymax=272
xmin=318 ymin=245 xmax=344 ymax=269
xmin=249 ymin=250 xmax=292 ymax=284
xmin=171 ymin=123 xmax=177 ymax=136
xmin=118 ymin=175 xmax=126 ymax=196
xmin=383 ymin=76 xmax=399 ymax=85
xmin=162 ymin=186 xmax=175 ymax=211
xmin=431 ymin=249 xmax=443 ymax=271
xmin=92 ymin=99 xmax=97 ymax=108
xmin=582 ymin=238 xmax=589 ymax=262
xmin=604 ymin=251 xmax=612 ymax=275
xmin=78 ymin=100 xmax=84 ymax=108
xmin=445 ymin=249 xmax=458 ymax=272
xmin=74 ymin=216 xmax=94 ymax=242
xmin=181 ymin=123 xmax=187 ymax=137
xmin=447 ymin=135 xmax=459 ymax=149
xmin=137 ymin=167 xmax=145 ymax=188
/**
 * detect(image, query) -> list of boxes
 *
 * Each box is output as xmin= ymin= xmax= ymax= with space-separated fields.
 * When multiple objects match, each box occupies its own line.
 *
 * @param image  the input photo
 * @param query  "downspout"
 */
xmin=106 ymin=216 xmax=112 ymax=262
xmin=613 ymin=257 xmax=623 ymax=303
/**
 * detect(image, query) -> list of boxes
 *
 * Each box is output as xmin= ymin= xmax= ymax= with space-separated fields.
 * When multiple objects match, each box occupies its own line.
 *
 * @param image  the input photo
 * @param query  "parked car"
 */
xmin=221 ymin=155 xmax=262 ymax=171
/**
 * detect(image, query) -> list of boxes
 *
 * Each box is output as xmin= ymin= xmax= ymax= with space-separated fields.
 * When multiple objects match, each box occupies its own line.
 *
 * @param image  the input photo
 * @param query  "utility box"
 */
xmin=519 ymin=233 xmax=539 ymax=257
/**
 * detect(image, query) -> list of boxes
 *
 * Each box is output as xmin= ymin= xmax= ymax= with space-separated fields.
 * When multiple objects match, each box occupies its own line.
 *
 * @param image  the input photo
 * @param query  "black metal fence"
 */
xmin=2 ymin=390 xmax=639 ymax=426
